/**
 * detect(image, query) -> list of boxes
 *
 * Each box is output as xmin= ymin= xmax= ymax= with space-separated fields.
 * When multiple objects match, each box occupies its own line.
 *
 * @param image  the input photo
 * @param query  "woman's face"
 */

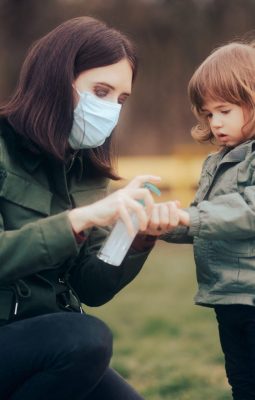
xmin=74 ymin=58 xmax=133 ymax=105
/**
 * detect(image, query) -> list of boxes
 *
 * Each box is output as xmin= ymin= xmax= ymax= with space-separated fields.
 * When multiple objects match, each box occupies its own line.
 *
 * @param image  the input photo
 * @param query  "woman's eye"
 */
xmin=118 ymin=95 xmax=129 ymax=105
xmin=94 ymin=88 xmax=109 ymax=98
xmin=206 ymin=113 xmax=212 ymax=119
xmin=221 ymin=110 xmax=230 ymax=114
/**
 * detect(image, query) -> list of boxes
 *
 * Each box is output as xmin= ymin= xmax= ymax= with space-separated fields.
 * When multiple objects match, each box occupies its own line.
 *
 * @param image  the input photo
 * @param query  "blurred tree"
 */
xmin=1 ymin=0 xmax=255 ymax=154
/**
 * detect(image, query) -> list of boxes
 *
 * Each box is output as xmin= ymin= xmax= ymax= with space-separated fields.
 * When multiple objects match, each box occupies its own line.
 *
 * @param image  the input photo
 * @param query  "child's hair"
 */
xmin=188 ymin=41 xmax=255 ymax=143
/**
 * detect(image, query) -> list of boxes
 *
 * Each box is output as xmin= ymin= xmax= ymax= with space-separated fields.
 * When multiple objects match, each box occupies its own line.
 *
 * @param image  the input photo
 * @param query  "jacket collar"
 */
xmin=0 ymin=118 xmax=43 ymax=173
xmin=204 ymin=140 xmax=255 ymax=177
xmin=219 ymin=140 xmax=255 ymax=165
xmin=1 ymin=118 xmax=84 ymax=176
xmin=19 ymin=145 xmax=43 ymax=173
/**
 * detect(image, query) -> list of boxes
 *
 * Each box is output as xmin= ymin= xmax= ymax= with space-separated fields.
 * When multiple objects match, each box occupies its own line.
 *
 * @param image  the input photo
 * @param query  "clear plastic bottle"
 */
xmin=97 ymin=183 xmax=160 ymax=266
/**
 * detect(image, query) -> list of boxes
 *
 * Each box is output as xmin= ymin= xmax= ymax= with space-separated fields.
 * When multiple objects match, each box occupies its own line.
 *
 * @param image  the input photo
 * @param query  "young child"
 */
xmin=158 ymin=41 xmax=255 ymax=400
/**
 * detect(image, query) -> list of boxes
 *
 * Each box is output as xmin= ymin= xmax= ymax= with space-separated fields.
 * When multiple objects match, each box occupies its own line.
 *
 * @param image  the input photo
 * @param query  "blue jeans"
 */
xmin=215 ymin=305 xmax=255 ymax=400
xmin=0 ymin=312 xmax=144 ymax=400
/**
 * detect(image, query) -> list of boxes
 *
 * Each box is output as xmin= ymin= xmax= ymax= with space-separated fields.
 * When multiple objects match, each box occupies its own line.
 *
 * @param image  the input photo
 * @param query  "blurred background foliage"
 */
xmin=1 ymin=0 xmax=255 ymax=156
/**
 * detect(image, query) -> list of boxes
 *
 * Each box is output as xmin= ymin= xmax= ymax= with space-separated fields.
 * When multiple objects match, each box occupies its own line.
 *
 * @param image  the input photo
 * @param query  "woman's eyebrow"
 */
xmin=95 ymin=82 xmax=131 ymax=95
xmin=95 ymin=82 xmax=114 ymax=89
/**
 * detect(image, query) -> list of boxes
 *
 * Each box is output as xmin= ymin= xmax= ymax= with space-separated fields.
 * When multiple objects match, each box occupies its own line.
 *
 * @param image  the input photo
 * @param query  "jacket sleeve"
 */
xmin=0 ymin=210 xmax=79 ymax=284
xmin=160 ymin=155 xmax=216 ymax=245
xmin=160 ymin=225 xmax=194 ymax=244
xmin=187 ymin=183 xmax=255 ymax=240
xmin=69 ymin=226 xmax=152 ymax=306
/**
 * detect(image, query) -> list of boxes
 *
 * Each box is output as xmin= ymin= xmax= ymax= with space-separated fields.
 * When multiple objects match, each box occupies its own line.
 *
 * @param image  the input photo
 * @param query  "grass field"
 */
xmin=87 ymin=242 xmax=231 ymax=400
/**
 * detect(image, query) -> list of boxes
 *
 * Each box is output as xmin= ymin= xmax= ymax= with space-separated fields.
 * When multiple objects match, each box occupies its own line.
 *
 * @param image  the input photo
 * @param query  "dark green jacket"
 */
xmin=0 ymin=118 xmax=151 ymax=325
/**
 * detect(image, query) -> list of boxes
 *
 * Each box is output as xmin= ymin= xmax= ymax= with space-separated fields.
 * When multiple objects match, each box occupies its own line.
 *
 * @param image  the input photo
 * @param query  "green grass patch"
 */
xmin=86 ymin=242 xmax=231 ymax=399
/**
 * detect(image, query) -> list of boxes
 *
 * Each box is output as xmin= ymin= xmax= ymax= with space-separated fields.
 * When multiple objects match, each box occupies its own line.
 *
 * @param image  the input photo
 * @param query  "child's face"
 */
xmin=202 ymin=99 xmax=248 ymax=147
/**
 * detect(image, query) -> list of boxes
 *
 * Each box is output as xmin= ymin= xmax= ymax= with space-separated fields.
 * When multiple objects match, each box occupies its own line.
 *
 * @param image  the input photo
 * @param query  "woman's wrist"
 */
xmin=68 ymin=207 xmax=93 ymax=233
xmin=131 ymin=233 xmax=157 ymax=252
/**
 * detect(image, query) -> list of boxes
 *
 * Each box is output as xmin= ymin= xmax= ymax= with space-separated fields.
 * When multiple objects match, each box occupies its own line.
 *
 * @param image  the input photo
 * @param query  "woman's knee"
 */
xmin=49 ymin=313 xmax=113 ymax=369
xmin=20 ymin=312 xmax=113 ymax=371
xmin=0 ymin=313 xmax=113 ymax=398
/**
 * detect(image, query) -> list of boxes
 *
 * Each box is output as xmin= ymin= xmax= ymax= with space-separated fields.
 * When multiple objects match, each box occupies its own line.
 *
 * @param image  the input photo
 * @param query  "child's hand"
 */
xmin=143 ymin=201 xmax=180 ymax=236
xmin=142 ymin=200 xmax=190 ymax=236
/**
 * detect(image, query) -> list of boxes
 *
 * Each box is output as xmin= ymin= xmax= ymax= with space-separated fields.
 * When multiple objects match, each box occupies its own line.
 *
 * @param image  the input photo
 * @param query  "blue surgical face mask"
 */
xmin=69 ymin=90 xmax=122 ymax=150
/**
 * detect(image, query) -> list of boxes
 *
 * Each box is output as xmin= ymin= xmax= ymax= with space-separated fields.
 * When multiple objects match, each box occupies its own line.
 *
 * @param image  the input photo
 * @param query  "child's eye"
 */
xmin=221 ymin=110 xmax=230 ymax=114
xmin=206 ymin=113 xmax=213 ymax=119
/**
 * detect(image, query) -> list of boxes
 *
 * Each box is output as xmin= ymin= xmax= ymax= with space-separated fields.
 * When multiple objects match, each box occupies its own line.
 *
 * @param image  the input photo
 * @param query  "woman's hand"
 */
xmin=68 ymin=175 xmax=161 ymax=235
xmin=143 ymin=200 xmax=190 ymax=236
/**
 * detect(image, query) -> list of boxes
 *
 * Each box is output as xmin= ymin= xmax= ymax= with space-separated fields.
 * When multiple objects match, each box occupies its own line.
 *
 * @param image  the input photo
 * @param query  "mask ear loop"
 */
xmin=81 ymin=95 xmax=87 ymax=149
xmin=73 ymin=85 xmax=87 ymax=149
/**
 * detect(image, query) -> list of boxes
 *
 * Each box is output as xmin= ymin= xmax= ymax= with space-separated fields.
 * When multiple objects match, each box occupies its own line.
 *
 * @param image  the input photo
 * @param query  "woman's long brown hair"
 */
xmin=0 ymin=16 xmax=137 ymax=179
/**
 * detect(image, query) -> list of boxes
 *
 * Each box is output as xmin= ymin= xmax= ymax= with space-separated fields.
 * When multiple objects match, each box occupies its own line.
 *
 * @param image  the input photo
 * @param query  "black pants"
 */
xmin=0 ymin=312 xmax=144 ymax=400
xmin=215 ymin=304 xmax=255 ymax=400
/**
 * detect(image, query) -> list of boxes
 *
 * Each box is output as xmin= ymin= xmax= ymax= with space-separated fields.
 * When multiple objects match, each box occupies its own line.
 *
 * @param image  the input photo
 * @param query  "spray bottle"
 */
xmin=97 ymin=182 xmax=161 ymax=266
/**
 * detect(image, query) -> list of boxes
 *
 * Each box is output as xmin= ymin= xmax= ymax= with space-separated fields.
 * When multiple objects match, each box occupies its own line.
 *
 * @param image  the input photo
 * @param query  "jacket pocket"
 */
xmin=0 ymin=171 xmax=52 ymax=229
xmin=211 ymin=239 xmax=251 ymax=257
xmin=194 ymin=238 xmax=240 ymax=291
xmin=194 ymin=238 xmax=214 ymax=285
xmin=204 ymin=240 xmax=255 ymax=294
xmin=236 ymin=256 xmax=255 ymax=294
xmin=0 ymin=170 xmax=52 ymax=215
xmin=208 ymin=251 xmax=240 ymax=293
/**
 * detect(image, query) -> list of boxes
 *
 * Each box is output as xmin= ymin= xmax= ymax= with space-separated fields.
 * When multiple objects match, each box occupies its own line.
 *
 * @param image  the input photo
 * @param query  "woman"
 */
xmin=0 ymin=16 xmax=160 ymax=399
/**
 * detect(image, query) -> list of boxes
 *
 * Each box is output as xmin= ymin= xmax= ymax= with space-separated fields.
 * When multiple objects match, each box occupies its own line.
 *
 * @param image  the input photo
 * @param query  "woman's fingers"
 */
xmin=125 ymin=175 xmax=161 ymax=189
xmin=167 ymin=201 xmax=180 ymax=226
xmin=129 ymin=188 xmax=154 ymax=216
xmin=178 ymin=208 xmax=190 ymax=226
xmin=148 ymin=204 xmax=161 ymax=231
xmin=159 ymin=203 xmax=172 ymax=230
xmin=174 ymin=199 xmax=181 ymax=208
xmin=104 ymin=189 xmax=151 ymax=234
xmin=118 ymin=204 xmax=137 ymax=236
xmin=120 ymin=198 xmax=148 ymax=233
xmin=144 ymin=201 xmax=181 ymax=235
xmin=69 ymin=175 xmax=162 ymax=233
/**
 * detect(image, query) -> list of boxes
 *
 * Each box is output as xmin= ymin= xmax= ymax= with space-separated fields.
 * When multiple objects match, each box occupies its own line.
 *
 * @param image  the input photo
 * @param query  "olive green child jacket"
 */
xmin=0 ymin=118 xmax=151 ymax=325
xmin=162 ymin=141 xmax=255 ymax=307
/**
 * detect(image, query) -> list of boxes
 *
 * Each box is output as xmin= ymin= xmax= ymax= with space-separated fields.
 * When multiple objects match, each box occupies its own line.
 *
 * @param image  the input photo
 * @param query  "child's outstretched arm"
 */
xmin=144 ymin=201 xmax=193 ymax=244
xmin=183 ymin=187 xmax=255 ymax=240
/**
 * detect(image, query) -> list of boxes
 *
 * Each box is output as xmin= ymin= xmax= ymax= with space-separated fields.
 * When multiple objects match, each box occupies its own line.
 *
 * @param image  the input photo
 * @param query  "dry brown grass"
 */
xmin=111 ymin=145 xmax=215 ymax=205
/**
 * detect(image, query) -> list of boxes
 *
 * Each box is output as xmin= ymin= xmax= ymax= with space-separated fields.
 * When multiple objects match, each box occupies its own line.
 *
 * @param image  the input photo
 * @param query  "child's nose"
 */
xmin=211 ymin=114 xmax=223 ymax=128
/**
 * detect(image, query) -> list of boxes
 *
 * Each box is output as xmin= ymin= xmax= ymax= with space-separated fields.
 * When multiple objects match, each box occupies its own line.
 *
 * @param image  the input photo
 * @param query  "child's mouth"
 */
xmin=217 ymin=133 xmax=228 ymax=140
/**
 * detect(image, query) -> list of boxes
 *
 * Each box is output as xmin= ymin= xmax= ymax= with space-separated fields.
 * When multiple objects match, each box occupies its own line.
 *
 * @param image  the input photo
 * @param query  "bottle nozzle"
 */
xmin=144 ymin=182 xmax=161 ymax=197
